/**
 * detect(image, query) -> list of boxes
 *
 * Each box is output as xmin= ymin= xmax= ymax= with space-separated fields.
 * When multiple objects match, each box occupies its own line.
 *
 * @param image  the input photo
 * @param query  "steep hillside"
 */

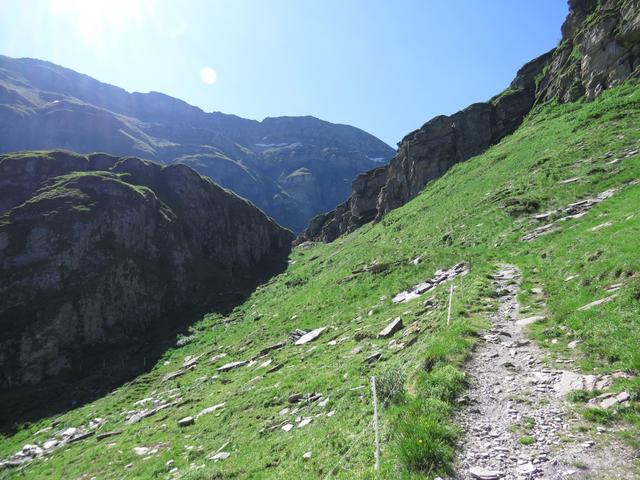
xmin=300 ymin=0 xmax=640 ymax=243
xmin=0 ymin=56 xmax=394 ymax=232
xmin=1 ymin=79 xmax=638 ymax=479
xmin=0 ymin=150 xmax=293 ymax=393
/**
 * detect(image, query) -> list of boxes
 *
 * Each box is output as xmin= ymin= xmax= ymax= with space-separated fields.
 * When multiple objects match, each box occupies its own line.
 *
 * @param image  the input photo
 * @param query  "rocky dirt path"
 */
xmin=451 ymin=265 xmax=635 ymax=480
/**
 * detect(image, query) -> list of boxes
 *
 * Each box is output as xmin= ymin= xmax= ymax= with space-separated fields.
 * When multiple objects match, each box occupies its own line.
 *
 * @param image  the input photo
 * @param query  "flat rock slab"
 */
xmin=259 ymin=340 xmax=287 ymax=355
xmin=197 ymin=403 xmax=225 ymax=418
xmin=178 ymin=416 xmax=195 ymax=427
xmin=516 ymin=315 xmax=545 ymax=326
xmin=217 ymin=360 xmax=248 ymax=372
xmin=364 ymin=352 xmax=382 ymax=364
xmin=393 ymin=262 xmax=469 ymax=304
xmin=67 ymin=431 xmax=94 ymax=443
xmin=378 ymin=317 xmax=403 ymax=338
xmin=209 ymin=451 xmax=230 ymax=461
xmin=577 ymin=295 xmax=616 ymax=311
xmin=469 ymin=466 xmax=504 ymax=479
xmin=294 ymin=327 xmax=327 ymax=345
xmin=96 ymin=431 xmax=122 ymax=441
xmin=162 ymin=370 xmax=186 ymax=382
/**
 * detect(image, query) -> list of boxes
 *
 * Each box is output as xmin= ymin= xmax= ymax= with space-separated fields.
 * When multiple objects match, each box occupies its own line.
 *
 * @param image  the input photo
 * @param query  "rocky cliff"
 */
xmin=0 ymin=150 xmax=293 ymax=390
xmin=298 ymin=51 xmax=553 ymax=242
xmin=299 ymin=0 xmax=640 ymax=243
xmin=539 ymin=0 xmax=640 ymax=102
xmin=0 ymin=57 xmax=394 ymax=232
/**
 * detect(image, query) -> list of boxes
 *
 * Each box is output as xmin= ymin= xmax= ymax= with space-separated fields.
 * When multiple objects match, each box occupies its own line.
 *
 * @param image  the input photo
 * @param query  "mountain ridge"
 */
xmin=0 ymin=54 xmax=395 ymax=232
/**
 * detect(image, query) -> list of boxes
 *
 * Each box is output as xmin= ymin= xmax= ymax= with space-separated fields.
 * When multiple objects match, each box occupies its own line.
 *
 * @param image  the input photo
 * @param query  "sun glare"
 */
xmin=49 ymin=0 xmax=156 ymax=51
xmin=200 ymin=67 xmax=217 ymax=85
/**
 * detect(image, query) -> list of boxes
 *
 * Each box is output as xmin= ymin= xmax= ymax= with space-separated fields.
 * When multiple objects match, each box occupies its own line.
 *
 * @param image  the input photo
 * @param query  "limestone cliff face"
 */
xmin=539 ymin=0 xmax=640 ymax=102
xmin=298 ymin=51 xmax=552 ymax=243
xmin=299 ymin=0 xmax=640 ymax=244
xmin=0 ymin=151 xmax=293 ymax=389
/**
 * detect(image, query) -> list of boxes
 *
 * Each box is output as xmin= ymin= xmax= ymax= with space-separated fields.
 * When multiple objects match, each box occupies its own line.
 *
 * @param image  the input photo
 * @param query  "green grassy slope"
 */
xmin=1 ymin=82 xmax=639 ymax=479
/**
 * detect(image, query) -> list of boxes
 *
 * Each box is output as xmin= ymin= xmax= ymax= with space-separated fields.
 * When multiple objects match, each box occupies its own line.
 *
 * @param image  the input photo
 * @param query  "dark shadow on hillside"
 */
xmin=0 ymin=248 xmax=290 ymax=434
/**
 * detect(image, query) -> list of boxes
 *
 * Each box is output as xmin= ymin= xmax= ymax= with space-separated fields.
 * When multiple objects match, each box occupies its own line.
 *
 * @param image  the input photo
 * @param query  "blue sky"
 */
xmin=0 ymin=0 xmax=567 ymax=146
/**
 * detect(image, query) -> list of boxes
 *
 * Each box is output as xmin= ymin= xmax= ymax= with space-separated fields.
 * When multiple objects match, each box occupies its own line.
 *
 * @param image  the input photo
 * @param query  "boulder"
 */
xmin=469 ymin=466 xmax=504 ymax=479
xmin=364 ymin=352 xmax=383 ymax=364
xmin=177 ymin=416 xmax=194 ymax=427
xmin=378 ymin=317 xmax=403 ymax=338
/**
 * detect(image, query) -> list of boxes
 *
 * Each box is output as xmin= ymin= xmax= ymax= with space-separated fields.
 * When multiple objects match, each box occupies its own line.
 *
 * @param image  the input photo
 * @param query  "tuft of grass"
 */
xmin=390 ymin=398 xmax=458 ymax=476
xmin=518 ymin=436 xmax=536 ymax=445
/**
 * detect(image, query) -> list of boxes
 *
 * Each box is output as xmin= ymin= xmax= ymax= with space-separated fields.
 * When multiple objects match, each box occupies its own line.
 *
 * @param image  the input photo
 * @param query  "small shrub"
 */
xmin=376 ymin=366 xmax=406 ymax=405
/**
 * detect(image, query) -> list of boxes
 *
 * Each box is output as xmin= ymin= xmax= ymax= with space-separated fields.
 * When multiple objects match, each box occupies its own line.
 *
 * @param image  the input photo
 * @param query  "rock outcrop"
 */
xmin=538 ymin=0 xmax=640 ymax=102
xmin=0 ymin=56 xmax=394 ymax=232
xmin=299 ymin=0 xmax=640 ymax=243
xmin=0 ymin=150 xmax=293 ymax=389
xmin=298 ymin=51 xmax=552 ymax=243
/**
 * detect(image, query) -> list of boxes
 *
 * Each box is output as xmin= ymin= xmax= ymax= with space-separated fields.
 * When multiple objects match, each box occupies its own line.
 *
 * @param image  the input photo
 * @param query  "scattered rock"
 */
xmin=259 ymin=341 xmax=287 ymax=356
xmin=288 ymin=393 xmax=303 ymax=404
xmin=297 ymin=417 xmax=313 ymax=428
xmin=577 ymin=295 xmax=616 ymax=311
xmin=210 ymin=353 xmax=227 ymax=363
xmin=522 ymin=188 xmax=619 ymax=241
xmin=591 ymin=221 xmax=613 ymax=232
xmin=378 ymin=317 xmax=403 ymax=338
xmin=196 ymin=403 xmax=225 ymax=418
xmin=364 ymin=352 xmax=382 ymax=364
xmin=208 ymin=452 xmax=230 ymax=461
xmin=217 ymin=360 xmax=248 ymax=372
xmin=134 ymin=447 xmax=150 ymax=456
xmin=294 ymin=327 xmax=327 ymax=345
xmin=162 ymin=370 xmax=186 ymax=382
xmin=393 ymin=262 xmax=469 ymax=303
xmin=42 ymin=440 xmax=58 ymax=450
xmin=558 ymin=176 xmax=581 ymax=184
xmin=67 ymin=431 xmax=94 ymax=443
xmin=469 ymin=466 xmax=504 ymax=479
xmin=177 ymin=416 xmax=195 ymax=427
xmin=266 ymin=364 xmax=283 ymax=374
xmin=281 ymin=424 xmax=294 ymax=432
xmin=183 ymin=354 xmax=202 ymax=369
xmin=303 ymin=451 xmax=312 ymax=459
xmin=289 ymin=329 xmax=308 ymax=342
xmin=516 ymin=315 xmax=545 ymax=326
xmin=590 ymin=391 xmax=631 ymax=409
xmin=96 ymin=431 xmax=122 ymax=441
